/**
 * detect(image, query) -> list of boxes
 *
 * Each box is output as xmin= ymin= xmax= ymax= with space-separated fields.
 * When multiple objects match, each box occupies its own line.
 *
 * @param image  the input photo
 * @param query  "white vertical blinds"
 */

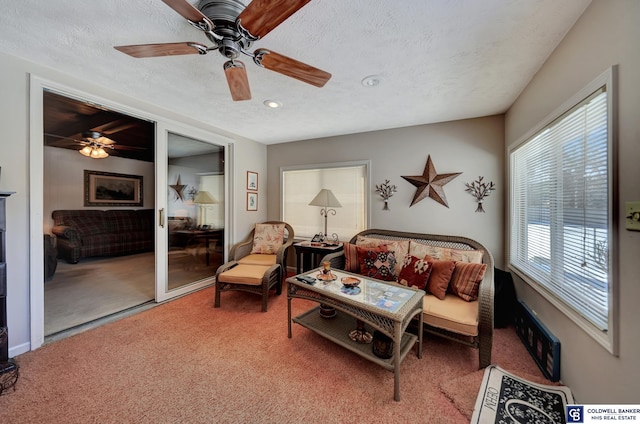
xmin=282 ymin=164 xmax=367 ymax=239
xmin=510 ymin=87 xmax=610 ymax=331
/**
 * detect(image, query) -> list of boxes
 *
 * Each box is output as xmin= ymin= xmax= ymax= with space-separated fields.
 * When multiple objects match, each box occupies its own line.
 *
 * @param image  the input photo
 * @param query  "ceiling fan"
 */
xmin=114 ymin=0 xmax=332 ymax=101
xmin=45 ymin=130 xmax=147 ymax=159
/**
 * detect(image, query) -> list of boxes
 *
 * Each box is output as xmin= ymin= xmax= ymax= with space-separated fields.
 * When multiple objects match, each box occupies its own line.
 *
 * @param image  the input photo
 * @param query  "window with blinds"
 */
xmin=281 ymin=162 xmax=368 ymax=240
xmin=509 ymin=70 xmax=615 ymax=351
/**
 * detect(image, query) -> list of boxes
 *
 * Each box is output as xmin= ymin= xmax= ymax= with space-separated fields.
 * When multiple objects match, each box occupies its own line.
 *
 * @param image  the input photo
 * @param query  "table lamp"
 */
xmin=308 ymin=189 xmax=342 ymax=241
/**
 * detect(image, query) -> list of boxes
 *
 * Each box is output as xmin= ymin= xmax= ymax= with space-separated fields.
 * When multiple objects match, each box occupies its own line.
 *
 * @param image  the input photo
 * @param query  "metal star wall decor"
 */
xmin=169 ymin=174 xmax=187 ymax=201
xmin=401 ymin=155 xmax=462 ymax=207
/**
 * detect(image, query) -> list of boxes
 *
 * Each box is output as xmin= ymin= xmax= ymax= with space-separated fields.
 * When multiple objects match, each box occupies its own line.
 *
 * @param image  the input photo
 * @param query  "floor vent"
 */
xmin=514 ymin=300 xmax=561 ymax=382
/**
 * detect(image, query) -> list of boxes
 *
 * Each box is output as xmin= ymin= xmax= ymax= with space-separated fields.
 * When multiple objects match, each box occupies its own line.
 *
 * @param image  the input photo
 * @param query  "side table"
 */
xmin=293 ymin=242 xmax=343 ymax=274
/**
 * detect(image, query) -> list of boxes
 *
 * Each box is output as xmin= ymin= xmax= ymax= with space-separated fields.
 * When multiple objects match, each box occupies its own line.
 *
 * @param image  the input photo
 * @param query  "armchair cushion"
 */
xmin=250 ymin=223 xmax=285 ymax=254
xmin=238 ymin=254 xmax=277 ymax=266
xmin=217 ymin=264 xmax=272 ymax=286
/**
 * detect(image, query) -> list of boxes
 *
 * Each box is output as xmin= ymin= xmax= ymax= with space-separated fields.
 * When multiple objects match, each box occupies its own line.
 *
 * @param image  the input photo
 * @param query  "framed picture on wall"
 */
xmin=84 ymin=170 xmax=143 ymax=206
xmin=247 ymin=192 xmax=258 ymax=211
xmin=247 ymin=171 xmax=258 ymax=191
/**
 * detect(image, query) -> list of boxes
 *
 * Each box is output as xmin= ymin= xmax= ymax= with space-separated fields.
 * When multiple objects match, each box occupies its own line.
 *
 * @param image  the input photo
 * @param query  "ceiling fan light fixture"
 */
xmin=263 ymin=100 xmax=282 ymax=108
xmin=79 ymin=143 xmax=109 ymax=159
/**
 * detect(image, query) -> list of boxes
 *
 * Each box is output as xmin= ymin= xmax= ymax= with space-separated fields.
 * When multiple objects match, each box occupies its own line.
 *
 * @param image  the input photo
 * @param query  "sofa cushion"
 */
xmin=218 ymin=264 xmax=272 ymax=286
xmin=343 ymin=242 xmax=360 ymax=273
xmin=250 ymin=223 xmax=285 ymax=254
xmin=425 ymin=256 xmax=456 ymax=300
xmin=355 ymin=236 xmax=409 ymax=275
xmin=238 ymin=254 xmax=277 ymax=266
xmin=357 ymin=246 xmax=397 ymax=281
xmin=397 ymin=255 xmax=432 ymax=290
xmin=410 ymin=241 xmax=483 ymax=264
xmin=422 ymin=294 xmax=479 ymax=337
xmin=105 ymin=210 xmax=144 ymax=233
xmin=449 ymin=262 xmax=487 ymax=301
xmin=67 ymin=215 xmax=109 ymax=236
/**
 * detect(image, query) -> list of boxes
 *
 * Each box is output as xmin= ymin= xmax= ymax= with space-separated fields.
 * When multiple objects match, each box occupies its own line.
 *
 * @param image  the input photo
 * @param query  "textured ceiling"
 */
xmin=0 ymin=0 xmax=591 ymax=145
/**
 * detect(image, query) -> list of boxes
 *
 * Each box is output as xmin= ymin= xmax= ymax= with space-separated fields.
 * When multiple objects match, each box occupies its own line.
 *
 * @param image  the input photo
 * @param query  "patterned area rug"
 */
xmin=471 ymin=365 xmax=574 ymax=423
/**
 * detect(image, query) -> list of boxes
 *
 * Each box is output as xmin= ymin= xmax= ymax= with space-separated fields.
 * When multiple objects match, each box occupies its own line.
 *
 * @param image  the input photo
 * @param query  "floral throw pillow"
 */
xmin=397 ymin=255 xmax=432 ymax=290
xmin=250 ymin=223 xmax=285 ymax=254
xmin=357 ymin=246 xmax=397 ymax=281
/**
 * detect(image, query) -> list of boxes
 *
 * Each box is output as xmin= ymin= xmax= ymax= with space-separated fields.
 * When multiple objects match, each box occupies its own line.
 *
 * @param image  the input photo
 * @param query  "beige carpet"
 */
xmin=44 ymin=250 xmax=219 ymax=335
xmin=3 ymin=285 xmax=548 ymax=424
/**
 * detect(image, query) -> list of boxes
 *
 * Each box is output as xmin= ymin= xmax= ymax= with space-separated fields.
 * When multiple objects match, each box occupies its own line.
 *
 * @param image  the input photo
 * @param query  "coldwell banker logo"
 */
xmin=567 ymin=405 xmax=584 ymax=423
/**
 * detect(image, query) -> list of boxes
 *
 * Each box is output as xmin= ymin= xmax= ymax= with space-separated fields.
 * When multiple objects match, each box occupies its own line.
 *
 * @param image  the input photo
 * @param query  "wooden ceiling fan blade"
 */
xmin=238 ymin=0 xmax=312 ymax=39
xmin=114 ymin=42 xmax=205 ymax=58
xmin=91 ymin=119 xmax=139 ymax=135
xmin=224 ymin=61 xmax=252 ymax=101
xmin=161 ymin=0 xmax=214 ymax=30
xmin=255 ymin=49 xmax=331 ymax=87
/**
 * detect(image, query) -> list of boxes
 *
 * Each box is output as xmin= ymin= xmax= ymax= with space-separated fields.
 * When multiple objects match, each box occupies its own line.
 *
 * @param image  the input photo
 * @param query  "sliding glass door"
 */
xmin=156 ymin=125 xmax=229 ymax=302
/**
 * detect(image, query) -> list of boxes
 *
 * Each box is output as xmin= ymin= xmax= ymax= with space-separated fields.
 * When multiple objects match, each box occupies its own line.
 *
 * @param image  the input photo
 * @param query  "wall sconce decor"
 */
xmin=375 ymin=179 xmax=397 ymax=210
xmin=465 ymin=176 xmax=495 ymax=212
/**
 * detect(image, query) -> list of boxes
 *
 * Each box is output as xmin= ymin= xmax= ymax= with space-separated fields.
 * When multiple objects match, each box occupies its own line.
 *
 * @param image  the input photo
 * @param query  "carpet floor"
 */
xmin=4 ymin=284 xmax=546 ymax=423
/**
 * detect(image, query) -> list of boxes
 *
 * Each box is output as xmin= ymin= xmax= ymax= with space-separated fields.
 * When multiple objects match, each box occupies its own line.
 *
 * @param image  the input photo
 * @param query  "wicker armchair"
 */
xmin=321 ymin=229 xmax=495 ymax=368
xmin=215 ymin=222 xmax=294 ymax=312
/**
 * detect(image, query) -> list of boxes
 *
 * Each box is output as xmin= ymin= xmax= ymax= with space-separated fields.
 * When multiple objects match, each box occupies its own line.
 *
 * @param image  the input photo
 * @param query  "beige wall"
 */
xmin=505 ymin=0 xmax=640 ymax=402
xmin=267 ymin=115 xmax=505 ymax=266
xmin=0 ymin=50 xmax=265 ymax=355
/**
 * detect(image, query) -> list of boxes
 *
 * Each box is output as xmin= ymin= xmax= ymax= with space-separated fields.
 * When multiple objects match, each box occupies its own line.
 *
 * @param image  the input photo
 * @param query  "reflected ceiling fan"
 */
xmin=46 ymin=129 xmax=147 ymax=159
xmin=114 ymin=0 xmax=332 ymax=101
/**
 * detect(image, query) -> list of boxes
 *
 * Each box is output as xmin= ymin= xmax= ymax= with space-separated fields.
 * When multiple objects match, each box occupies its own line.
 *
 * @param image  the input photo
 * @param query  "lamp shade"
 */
xmin=193 ymin=191 xmax=217 ymax=204
xmin=308 ymin=189 xmax=342 ymax=208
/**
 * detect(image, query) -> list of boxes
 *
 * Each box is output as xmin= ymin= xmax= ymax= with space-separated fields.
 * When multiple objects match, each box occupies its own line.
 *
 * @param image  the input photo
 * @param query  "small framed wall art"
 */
xmin=247 ymin=192 xmax=258 ymax=211
xmin=247 ymin=171 xmax=258 ymax=191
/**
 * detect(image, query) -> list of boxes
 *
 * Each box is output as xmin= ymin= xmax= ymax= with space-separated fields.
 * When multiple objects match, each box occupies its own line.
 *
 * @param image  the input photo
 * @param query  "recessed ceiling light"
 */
xmin=263 ymin=100 xmax=282 ymax=108
xmin=361 ymin=75 xmax=382 ymax=87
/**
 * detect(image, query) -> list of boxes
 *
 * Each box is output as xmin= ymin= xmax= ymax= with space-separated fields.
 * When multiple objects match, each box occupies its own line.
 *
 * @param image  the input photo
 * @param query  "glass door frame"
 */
xmin=155 ymin=122 xmax=232 ymax=302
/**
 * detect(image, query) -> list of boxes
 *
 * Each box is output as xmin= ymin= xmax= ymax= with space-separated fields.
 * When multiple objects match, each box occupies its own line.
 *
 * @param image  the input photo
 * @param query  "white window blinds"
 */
xmin=282 ymin=163 xmax=367 ymax=240
xmin=510 ymin=87 xmax=610 ymax=331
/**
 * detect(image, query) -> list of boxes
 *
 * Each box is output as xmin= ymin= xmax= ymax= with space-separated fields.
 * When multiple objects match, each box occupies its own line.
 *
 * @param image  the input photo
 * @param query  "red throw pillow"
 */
xmin=449 ymin=262 xmax=487 ymax=301
xmin=397 ymin=255 xmax=432 ymax=290
xmin=425 ymin=255 xmax=456 ymax=300
xmin=357 ymin=246 xmax=397 ymax=281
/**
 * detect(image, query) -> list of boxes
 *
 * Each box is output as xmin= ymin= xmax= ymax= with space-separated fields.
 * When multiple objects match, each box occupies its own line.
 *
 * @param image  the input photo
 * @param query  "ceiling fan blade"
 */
xmin=238 ymin=0 xmax=312 ymax=39
xmin=161 ymin=0 xmax=214 ymax=31
xmin=254 ymin=49 xmax=331 ymax=87
xmin=114 ymin=42 xmax=206 ymax=58
xmin=224 ymin=61 xmax=251 ymax=101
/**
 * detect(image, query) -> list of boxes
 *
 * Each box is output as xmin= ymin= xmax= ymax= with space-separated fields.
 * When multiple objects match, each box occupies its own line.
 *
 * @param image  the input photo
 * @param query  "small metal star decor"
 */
xmin=465 ymin=176 xmax=495 ymax=212
xmin=401 ymin=155 xmax=461 ymax=207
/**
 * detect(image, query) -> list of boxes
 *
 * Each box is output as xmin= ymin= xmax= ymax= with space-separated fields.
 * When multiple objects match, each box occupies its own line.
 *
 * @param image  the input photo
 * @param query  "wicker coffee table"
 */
xmin=287 ymin=269 xmax=424 ymax=401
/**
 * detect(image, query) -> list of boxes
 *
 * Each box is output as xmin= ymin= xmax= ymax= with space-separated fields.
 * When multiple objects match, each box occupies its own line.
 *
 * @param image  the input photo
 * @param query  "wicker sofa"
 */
xmin=321 ymin=229 xmax=495 ymax=368
xmin=51 ymin=209 xmax=154 ymax=263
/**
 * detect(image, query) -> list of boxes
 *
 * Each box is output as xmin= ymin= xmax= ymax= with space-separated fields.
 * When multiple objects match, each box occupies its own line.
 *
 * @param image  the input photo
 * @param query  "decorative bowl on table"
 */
xmin=316 ymin=272 xmax=337 ymax=281
xmin=341 ymin=276 xmax=361 ymax=288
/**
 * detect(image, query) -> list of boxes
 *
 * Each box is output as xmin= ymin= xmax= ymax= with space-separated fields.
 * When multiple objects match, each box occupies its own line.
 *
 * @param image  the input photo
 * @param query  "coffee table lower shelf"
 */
xmin=292 ymin=306 xmax=418 ymax=371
